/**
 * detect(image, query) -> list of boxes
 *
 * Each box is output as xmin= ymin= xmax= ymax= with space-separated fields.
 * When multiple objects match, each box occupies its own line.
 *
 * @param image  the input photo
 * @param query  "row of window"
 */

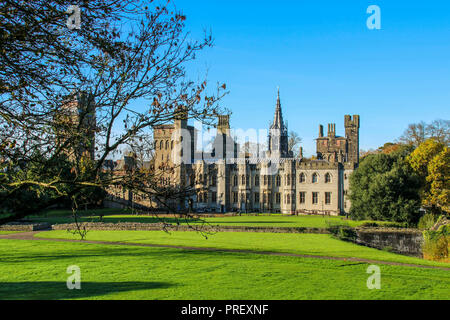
xmin=223 ymin=192 xmax=333 ymax=205
xmin=228 ymin=172 xmax=333 ymax=187
xmin=190 ymin=172 xmax=335 ymax=187
xmin=155 ymin=140 xmax=174 ymax=150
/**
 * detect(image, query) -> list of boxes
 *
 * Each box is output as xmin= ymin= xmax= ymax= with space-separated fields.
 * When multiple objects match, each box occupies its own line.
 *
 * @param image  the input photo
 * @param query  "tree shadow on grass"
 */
xmin=0 ymin=242 xmax=256 ymax=265
xmin=0 ymin=281 xmax=174 ymax=300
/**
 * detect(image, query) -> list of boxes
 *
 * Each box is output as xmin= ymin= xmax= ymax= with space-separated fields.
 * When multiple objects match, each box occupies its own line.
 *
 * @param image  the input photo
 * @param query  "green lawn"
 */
xmin=0 ymin=239 xmax=448 ymax=300
xmin=29 ymin=212 xmax=400 ymax=229
xmin=36 ymin=230 xmax=449 ymax=268
xmin=0 ymin=231 xmax=23 ymax=235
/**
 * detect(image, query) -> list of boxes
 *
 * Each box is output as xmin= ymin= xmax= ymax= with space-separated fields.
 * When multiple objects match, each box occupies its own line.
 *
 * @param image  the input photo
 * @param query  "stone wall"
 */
xmin=51 ymin=222 xmax=329 ymax=234
xmin=0 ymin=222 xmax=51 ymax=231
xmin=355 ymin=228 xmax=424 ymax=257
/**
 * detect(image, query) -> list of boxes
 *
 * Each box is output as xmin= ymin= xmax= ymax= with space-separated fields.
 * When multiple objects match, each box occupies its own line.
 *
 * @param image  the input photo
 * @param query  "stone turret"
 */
xmin=345 ymin=115 xmax=360 ymax=164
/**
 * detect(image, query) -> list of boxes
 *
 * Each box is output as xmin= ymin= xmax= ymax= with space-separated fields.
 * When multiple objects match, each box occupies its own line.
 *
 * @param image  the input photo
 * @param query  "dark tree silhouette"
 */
xmin=0 ymin=0 xmax=228 ymax=226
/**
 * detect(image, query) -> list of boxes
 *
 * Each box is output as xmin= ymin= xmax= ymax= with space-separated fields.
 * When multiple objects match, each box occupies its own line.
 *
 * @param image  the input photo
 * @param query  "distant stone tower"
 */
xmin=58 ymin=92 xmax=96 ymax=162
xmin=345 ymin=115 xmax=360 ymax=164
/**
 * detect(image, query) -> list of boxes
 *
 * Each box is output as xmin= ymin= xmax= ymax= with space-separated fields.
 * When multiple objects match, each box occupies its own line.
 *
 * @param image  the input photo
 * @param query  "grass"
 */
xmin=0 ymin=231 xmax=24 ymax=235
xmin=0 ymin=239 xmax=449 ymax=300
xmin=28 ymin=211 xmax=400 ymax=229
xmin=35 ymin=230 xmax=449 ymax=268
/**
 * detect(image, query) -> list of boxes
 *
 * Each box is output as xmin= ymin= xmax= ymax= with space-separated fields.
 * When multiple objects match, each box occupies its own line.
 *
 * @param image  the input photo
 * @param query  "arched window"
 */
xmin=325 ymin=173 xmax=331 ymax=183
xmin=276 ymin=175 xmax=281 ymax=186
xmin=165 ymin=140 xmax=169 ymax=150
xmin=286 ymin=174 xmax=291 ymax=186
xmin=160 ymin=141 xmax=163 ymax=150
xmin=171 ymin=141 xmax=174 ymax=150
xmin=312 ymin=173 xmax=318 ymax=183
xmin=241 ymin=175 xmax=245 ymax=185
xmin=299 ymin=173 xmax=305 ymax=183
xmin=155 ymin=140 xmax=158 ymax=149
xmin=233 ymin=175 xmax=238 ymax=186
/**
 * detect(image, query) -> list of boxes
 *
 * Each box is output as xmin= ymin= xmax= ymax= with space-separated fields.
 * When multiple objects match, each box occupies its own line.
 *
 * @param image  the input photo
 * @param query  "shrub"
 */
xmin=359 ymin=222 xmax=380 ymax=228
xmin=418 ymin=213 xmax=437 ymax=230
xmin=325 ymin=219 xmax=356 ymax=242
xmin=422 ymin=225 xmax=449 ymax=262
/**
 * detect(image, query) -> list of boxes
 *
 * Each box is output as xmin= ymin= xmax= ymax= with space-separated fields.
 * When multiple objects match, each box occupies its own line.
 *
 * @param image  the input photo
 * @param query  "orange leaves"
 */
xmin=151 ymin=97 xmax=160 ymax=108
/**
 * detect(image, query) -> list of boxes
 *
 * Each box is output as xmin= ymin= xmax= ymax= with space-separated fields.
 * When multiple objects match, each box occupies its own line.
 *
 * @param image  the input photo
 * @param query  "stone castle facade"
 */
xmin=151 ymin=91 xmax=360 ymax=215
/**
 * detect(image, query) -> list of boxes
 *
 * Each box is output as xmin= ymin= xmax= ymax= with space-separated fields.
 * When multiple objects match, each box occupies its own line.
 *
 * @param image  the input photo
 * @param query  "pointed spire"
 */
xmin=271 ymin=87 xmax=284 ymax=130
xmin=268 ymin=87 xmax=289 ymax=157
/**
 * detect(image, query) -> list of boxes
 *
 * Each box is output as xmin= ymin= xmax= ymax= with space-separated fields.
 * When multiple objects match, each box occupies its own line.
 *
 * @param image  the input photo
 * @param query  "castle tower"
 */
xmin=268 ymin=88 xmax=289 ymax=158
xmin=210 ymin=114 xmax=236 ymax=161
xmin=217 ymin=115 xmax=230 ymax=135
xmin=345 ymin=115 xmax=360 ymax=164
xmin=58 ymin=92 xmax=96 ymax=162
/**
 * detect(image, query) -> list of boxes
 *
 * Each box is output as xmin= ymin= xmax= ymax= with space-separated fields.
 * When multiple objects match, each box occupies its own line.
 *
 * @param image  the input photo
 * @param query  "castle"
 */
xmin=150 ymin=90 xmax=360 ymax=215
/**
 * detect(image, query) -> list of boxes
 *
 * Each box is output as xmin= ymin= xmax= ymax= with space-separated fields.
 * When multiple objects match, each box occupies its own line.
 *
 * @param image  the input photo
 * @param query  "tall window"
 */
xmin=276 ymin=175 xmax=281 ymax=186
xmin=286 ymin=174 xmax=291 ymax=186
xmin=312 ymin=192 xmax=319 ymax=204
xmin=276 ymin=193 xmax=281 ymax=204
xmin=325 ymin=173 xmax=331 ymax=183
xmin=212 ymin=192 xmax=217 ymax=202
xmin=233 ymin=175 xmax=238 ymax=186
xmin=255 ymin=175 xmax=259 ymax=186
xmin=299 ymin=173 xmax=305 ymax=183
xmin=241 ymin=175 xmax=245 ymax=185
xmin=325 ymin=192 xmax=331 ymax=204
xmin=312 ymin=173 xmax=318 ymax=183
xmin=299 ymin=192 xmax=306 ymax=204
xmin=255 ymin=193 xmax=260 ymax=203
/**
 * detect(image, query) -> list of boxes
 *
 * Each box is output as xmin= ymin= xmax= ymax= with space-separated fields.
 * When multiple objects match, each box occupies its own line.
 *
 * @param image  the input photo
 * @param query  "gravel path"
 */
xmin=1 ymin=230 xmax=449 ymax=271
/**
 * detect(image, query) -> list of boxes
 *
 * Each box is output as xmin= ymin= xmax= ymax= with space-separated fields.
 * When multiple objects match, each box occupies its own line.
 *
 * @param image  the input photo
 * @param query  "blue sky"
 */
xmin=169 ymin=0 xmax=450 ymax=156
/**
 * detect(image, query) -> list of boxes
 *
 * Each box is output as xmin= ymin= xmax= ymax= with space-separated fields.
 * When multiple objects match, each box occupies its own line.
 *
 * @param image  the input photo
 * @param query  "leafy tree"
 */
xmin=408 ymin=139 xmax=449 ymax=213
xmin=349 ymin=145 xmax=422 ymax=224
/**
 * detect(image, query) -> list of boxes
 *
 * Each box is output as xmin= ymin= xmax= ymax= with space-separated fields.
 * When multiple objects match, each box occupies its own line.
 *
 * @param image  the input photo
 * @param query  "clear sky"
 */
xmin=171 ymin=0 xmax=450 ymax=156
